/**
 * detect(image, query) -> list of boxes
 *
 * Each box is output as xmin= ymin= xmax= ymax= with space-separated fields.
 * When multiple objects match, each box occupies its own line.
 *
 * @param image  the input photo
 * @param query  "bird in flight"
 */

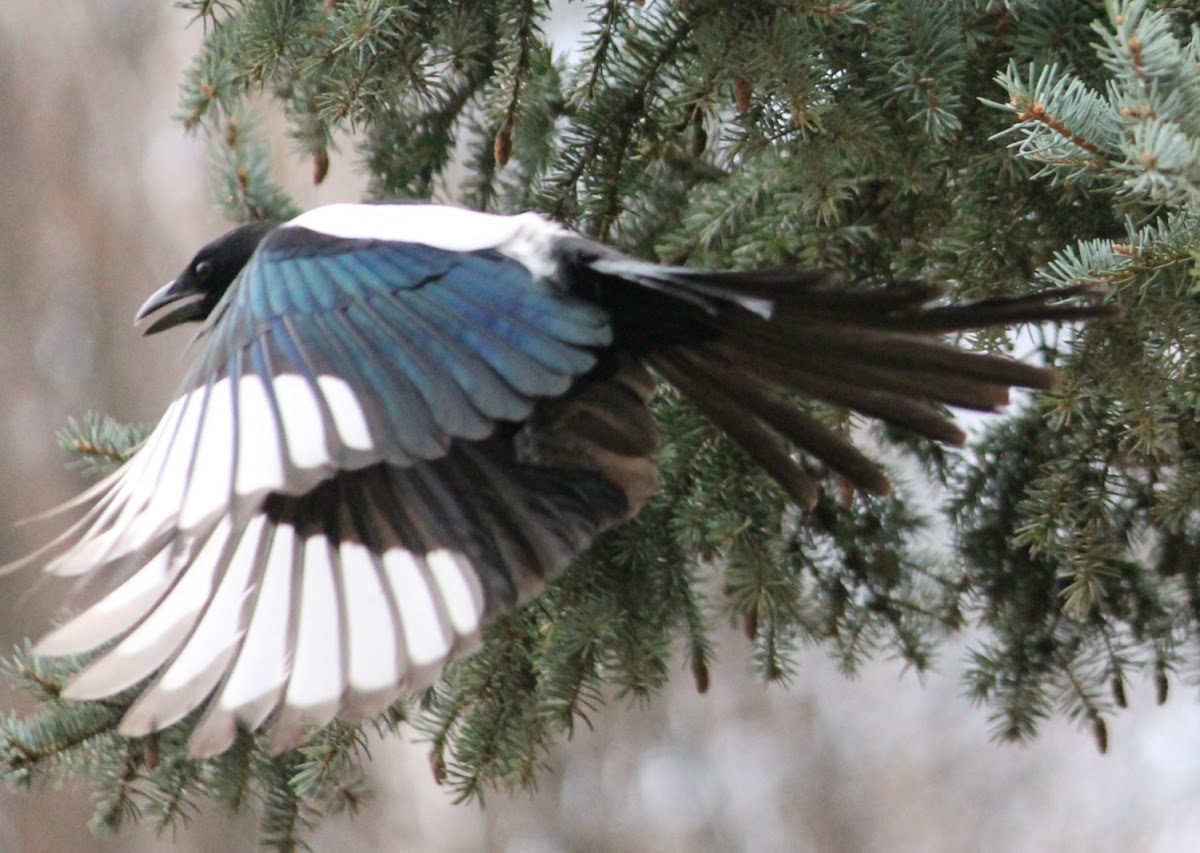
xmin=10 ymin=203 xmax=1112 ymax=757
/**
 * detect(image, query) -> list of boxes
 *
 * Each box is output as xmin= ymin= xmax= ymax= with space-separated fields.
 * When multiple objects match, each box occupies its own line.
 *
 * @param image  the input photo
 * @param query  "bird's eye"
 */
xmin=194 ymin=260 xmax=213 ymax=279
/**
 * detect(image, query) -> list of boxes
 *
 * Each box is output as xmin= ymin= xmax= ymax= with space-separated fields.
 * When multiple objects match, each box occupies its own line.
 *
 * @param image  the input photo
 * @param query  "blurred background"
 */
xmin=1 ymin=4 xmax=1199 ymax=851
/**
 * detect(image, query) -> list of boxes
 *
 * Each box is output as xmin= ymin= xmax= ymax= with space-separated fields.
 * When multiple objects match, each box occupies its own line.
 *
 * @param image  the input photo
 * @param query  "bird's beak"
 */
xmin=135 ymin=280 xmax=206 ymax=336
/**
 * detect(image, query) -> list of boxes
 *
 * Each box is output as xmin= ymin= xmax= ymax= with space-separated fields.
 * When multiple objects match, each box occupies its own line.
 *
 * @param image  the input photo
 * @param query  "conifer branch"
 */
xmin=6 ymin=0 xmax=1200 ymax=846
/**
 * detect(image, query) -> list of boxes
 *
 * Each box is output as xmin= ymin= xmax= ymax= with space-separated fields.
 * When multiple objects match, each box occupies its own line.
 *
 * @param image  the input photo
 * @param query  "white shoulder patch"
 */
xmin=284 ymin=204 xmax=571 ymax=280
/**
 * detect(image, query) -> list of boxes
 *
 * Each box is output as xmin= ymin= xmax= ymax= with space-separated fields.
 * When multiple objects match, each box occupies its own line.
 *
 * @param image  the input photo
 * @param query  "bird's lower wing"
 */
xmin=34 ymin=359 xmax=658 ymax=757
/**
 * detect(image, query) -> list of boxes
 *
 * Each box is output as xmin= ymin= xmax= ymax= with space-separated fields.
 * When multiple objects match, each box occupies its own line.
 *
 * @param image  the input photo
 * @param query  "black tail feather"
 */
xmin=653 ymin=349 xmax=894 ymax=501
xmin=648 ymin=354 xmax=824 ymax=507
xmin=613 ymin=266 xmax=1116 ymax=501
xmin=700 ymin=342 xmax=970 ymax=447
xmin=710 ymin=337 xmax=1017 ymax=412
xmin=718 ymin=313 xmax=1063 ymax=390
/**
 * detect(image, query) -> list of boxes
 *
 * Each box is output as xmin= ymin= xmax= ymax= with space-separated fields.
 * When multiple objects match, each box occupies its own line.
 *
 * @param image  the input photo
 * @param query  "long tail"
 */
xmin=585 ymin=258 xmax=1116 ymax=508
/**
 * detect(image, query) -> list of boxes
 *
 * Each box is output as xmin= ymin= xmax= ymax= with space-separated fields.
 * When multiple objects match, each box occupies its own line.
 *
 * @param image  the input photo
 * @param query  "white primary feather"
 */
xmin=183 ymin=515 xmax=278 ymax=756
xmin=44 ymin=370 xmax=378 ymax=587
xmin=178 ymin=378 xmax=236 ymax=529
xmin=36 ymin=544 xmax=176 ymax=657
xmin=273 ymin=373 xmax=330 ymax=470
xmin=316 ymin=374 xmax=374 ymax=451
xmin=122 ymin=641 xmax=241 ymax=736
xmin=380 ymin=548 xmax=452 ymax=669
xmin=42 ymin=503 xmax=494 ymax=754
xmin=215 ymin=520 xmax=294 ymax=716
xmin=131 ymin=381 xmax=207 ymax=534
xmin=339 ymin=539 xmax=401 ymax=695
xmin=44 ymin=388 xmax=197 ymax=576
xmin=35 ymin=542 xmax=178 ymax=656
xmin=64 ymin=519 xmax=233 ymax=699
xmin=147 ymin=517 xmax=263 ymax=699
xmin=284 ymin=535 xmax=344 ymax=713
xmin=235 ymin=372 xmax=288 ymax=495
xmin=426 ymin=548 xmax=484 ymax=636
xmin=46 ymin=375 xmax=244 ymax=576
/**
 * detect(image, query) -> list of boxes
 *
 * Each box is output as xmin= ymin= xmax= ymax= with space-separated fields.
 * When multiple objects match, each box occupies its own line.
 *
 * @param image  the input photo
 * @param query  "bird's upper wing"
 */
xmin=13 ymin=210 xmax=666 ymax=758
xmin=37 ymin=223 xmax=613 ymax=579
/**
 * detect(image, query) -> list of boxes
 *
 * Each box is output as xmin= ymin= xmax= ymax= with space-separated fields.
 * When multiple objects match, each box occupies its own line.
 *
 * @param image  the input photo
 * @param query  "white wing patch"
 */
xmin=212 ymin=521 xmax=295 ymax=719
xmin=64 ymin=518 xmax=235 ymax=700
xmin=427 ymin=548 xmax=484 ymax=635
xmin=46 ymin=498 xmax=487 ymax=756
xmin=381 ymin=549 xmax=453 ymax=669
xmin=151 ymin=521 xmax=261 ymax=696
xmin=339 ymin=540 xmax=401 ymax=695
xmin=273 ymin=374 xmax=329 ymax=470
xmin=34 ymin=542 xmax=178 ymax=655
xmin=41 ymin=372 xmax=384 ymax=579
xmin=235 ymin=373 xmax=287 ymax=495
xmin=179 ymin=378 xmax=236 ymax=529
xmin=284 ymin=535 xmax=344 ymax=715
xmin=316 ymin=374 xmax=373 ymax=450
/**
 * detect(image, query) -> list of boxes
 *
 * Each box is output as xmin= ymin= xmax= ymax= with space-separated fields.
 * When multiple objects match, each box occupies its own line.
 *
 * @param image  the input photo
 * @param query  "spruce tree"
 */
xmin=3 ymin=0 xmax=1199 ymax=847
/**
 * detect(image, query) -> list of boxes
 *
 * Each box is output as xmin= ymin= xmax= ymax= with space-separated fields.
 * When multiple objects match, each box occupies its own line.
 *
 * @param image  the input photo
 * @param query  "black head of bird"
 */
xmin=136 ymin=221 xmax=276 ymax=334
xmin=7 ymin=202 xmax=1117 ymax=757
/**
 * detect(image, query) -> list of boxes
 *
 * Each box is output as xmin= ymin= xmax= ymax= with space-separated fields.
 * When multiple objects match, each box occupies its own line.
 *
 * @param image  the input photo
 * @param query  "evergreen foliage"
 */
xmin=3 ymin=0 xmax=1199 ymax=847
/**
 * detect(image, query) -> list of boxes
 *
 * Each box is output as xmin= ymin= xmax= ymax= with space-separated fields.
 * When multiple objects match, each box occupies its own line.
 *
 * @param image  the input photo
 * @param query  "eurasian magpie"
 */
xmin=12 ymin=203 xmax=1112 ymax=757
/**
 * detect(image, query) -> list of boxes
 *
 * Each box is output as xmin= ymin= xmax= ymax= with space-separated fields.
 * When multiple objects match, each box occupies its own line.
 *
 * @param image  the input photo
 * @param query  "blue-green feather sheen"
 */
xmin=180 ymin=236 xmax=614 ymax=467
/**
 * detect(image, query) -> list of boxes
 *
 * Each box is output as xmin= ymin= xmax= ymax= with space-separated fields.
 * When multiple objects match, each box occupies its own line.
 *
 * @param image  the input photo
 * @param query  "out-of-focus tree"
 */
xmin=2 ymin=0 xmax=1199 ymax=849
